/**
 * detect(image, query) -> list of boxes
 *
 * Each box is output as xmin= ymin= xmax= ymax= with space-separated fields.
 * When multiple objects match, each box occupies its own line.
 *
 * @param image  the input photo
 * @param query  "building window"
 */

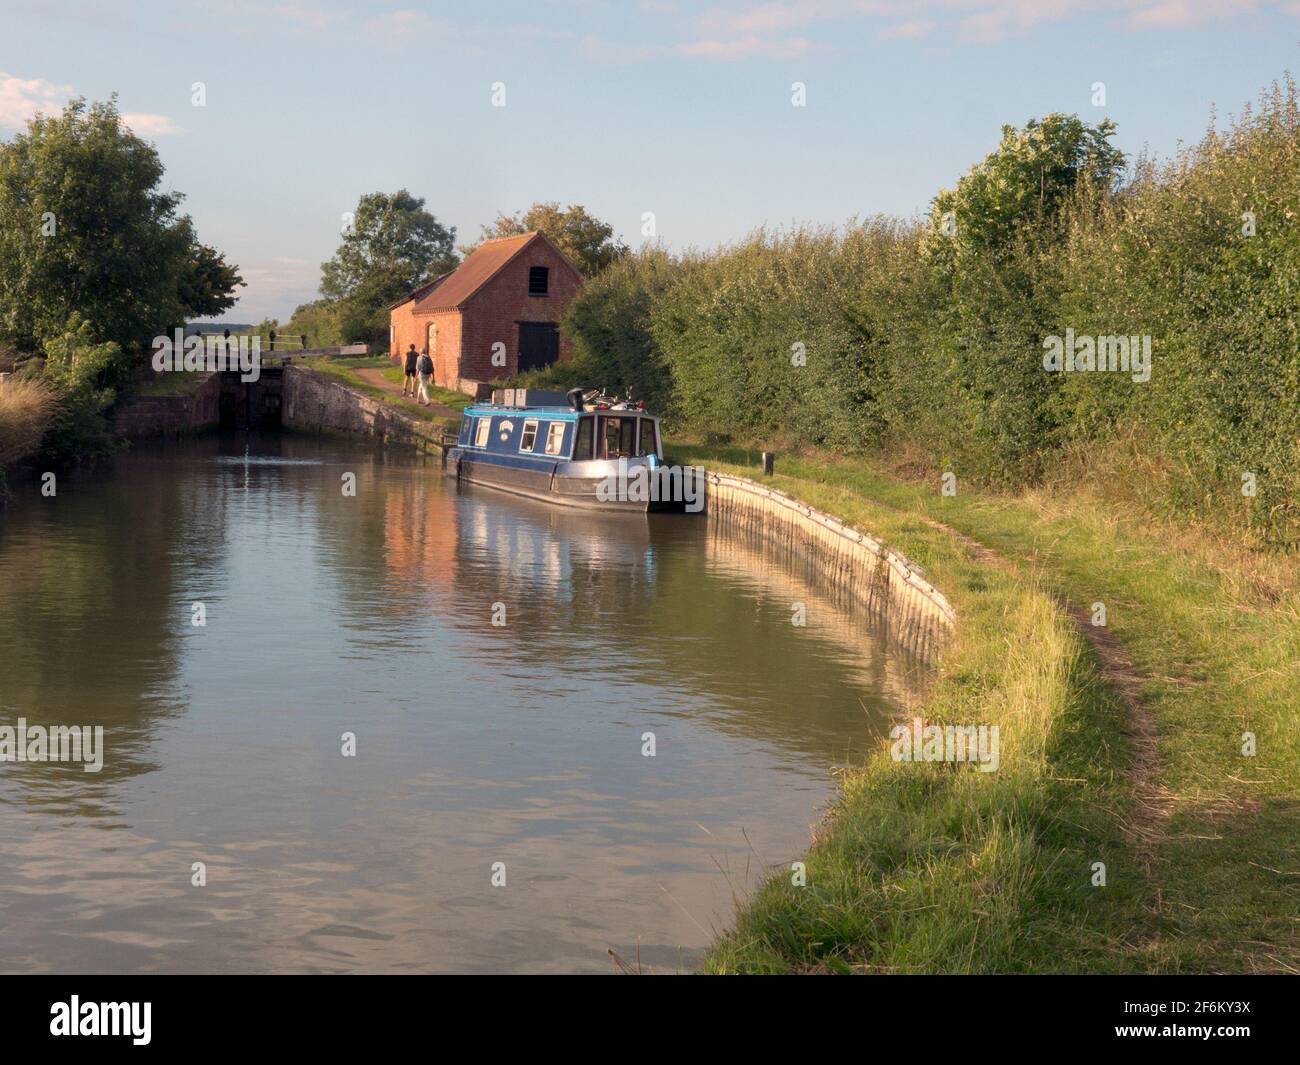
xmin=520 ymin=418 xmax=539 ymax=452
xmin=544 ymin=422 xmax=566 ymax=456
xmin=473 ymin=417 xmax=491 ymax=448
xmin=528 ymin=266 xmax=549 ymax=296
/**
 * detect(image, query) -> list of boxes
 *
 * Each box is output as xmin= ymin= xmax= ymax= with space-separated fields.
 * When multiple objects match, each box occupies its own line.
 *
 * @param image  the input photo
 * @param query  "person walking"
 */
xmin=402 ymin=343 xmax=419 ymax=397
xmin=416 ymin=348 xmax=435 ymax=406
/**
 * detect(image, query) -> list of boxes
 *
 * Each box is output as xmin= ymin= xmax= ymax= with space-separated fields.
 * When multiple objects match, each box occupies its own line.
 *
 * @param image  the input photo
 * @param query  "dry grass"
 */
xmin=1042 ymin=430 xmax=1300 ymax=586
xmin=870 ymin=427 xmax=1300 ymax=607
xmin=0 ymin=377 xmax=58 ymax=466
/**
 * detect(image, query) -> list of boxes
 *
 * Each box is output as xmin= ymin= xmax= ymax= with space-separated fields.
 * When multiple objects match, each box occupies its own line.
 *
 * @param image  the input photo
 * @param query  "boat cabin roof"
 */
xmin=464 ymin=404 xmax=658 ymax=422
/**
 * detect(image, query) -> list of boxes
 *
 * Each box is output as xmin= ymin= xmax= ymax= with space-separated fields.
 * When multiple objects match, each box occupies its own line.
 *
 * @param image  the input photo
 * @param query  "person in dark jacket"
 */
xmin=402 ymin=343 xmax=419 ymax=396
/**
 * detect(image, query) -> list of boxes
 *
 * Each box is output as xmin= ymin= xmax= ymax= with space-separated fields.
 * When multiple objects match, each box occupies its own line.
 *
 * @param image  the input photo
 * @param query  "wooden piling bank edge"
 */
xmin=704 ymin=471 xmax=957 ymax=664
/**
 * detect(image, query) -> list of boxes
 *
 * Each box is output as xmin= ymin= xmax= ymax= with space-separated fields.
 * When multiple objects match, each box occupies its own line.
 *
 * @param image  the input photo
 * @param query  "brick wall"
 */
xmin=456 ymin=240 xmax=582 ymax=383
xmin=390 ymin=235 xmax=583 ymax=389
xmin=390 ymin=298 xmax=422 ymax=363
xmin=426 ymin=310 xmax=460 ymax=387
xmin=394 ymin=306 xmax=458 ymax=383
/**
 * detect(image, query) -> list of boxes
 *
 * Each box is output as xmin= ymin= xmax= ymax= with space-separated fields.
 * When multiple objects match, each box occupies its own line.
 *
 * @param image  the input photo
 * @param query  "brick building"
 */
xmin=389 ymin=231 xmax=583 ymax=394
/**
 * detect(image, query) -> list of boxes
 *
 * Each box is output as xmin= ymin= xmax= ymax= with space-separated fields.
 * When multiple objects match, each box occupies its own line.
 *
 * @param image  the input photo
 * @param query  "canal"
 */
xmin=0 ymin=434 xmax=925 ymax=973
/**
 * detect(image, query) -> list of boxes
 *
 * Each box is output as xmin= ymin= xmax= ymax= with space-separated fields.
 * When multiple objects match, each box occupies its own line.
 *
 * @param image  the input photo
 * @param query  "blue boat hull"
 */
xmin=446 ymin=448 xmax=685 ymax=513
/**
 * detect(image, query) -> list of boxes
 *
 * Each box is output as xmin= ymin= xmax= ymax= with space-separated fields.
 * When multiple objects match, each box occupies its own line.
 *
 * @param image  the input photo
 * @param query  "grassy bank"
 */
xmin=297 ymin=356 xmax=464 ymax=429
xmin=689 ymin=443 xmax=1299 ymax=974
xmin=370 ymin=363 xmax=472 ymax=415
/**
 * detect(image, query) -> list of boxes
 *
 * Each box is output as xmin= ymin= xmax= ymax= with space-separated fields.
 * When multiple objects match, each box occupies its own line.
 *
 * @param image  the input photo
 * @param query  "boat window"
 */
xmin=573 ymin=417 xmax=594 ymax=460
xmin=519 ymin=418 xmax=539 ymax=452
xmin=460 ymin=414 xmax=472 ymax=443
xmin=473 ymin=417 xmax=491 ymax=448
xmin=600 ymin=416 xmax=637 ymax=459
xmin=544 ymin=422 xmax=566 ymax=456
xmin=637 ymin=419 xmax=658 ymax=457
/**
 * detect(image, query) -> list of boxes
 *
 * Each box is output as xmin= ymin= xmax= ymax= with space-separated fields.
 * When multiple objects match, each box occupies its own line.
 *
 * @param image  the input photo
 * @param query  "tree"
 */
xmin=282 ymin=299 xmax=343 ymax=348
xmin=466 ymin=202 xmax=627 ymax=277
xmin=927 ymin=113 xmax=1125 ymax=258
xmin=561 ymin=247 xmax=681 ymax=411
xmin=319 ymin=190 xmax=457 ymax=342
xmin=178 ymin=240 xmax=244 ymax=321
xmin=914 ymin=115 xmax=1126 ymax=485
xmin=0 ymin=97 xmax=243 ymax=383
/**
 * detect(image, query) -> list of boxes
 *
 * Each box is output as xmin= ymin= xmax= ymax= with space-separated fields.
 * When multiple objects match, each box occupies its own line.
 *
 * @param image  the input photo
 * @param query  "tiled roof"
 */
xmin=413 ymin=232 xmax=543 ymax=313
xmin=389 ymin=271 xmax=450 ymax=310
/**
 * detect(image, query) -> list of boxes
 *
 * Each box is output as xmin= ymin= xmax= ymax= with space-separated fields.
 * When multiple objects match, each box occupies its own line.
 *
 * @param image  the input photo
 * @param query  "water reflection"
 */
xmin=0 ymin=435 xmax=924 ymax=973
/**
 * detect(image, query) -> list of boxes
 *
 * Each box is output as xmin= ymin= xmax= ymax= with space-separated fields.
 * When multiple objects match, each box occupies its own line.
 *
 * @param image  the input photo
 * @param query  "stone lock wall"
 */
xmin=280 ymin=366 xmax=447 ymax=454
xmin=704 ymin=472 xmax=956 ymax=664
xmin=112 ymin=373 xmax=222 ymax=437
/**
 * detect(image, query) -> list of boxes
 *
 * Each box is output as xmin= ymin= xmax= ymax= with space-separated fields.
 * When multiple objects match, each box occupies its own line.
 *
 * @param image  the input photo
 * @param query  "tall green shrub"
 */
xmin=649 ymin=221 xmax=901 ymax=446
xmin=559 ymin=247 xmax=682 ymax=412
xmin=556 ymin=83 xmax=1298 ymax=543
xmin=1053 ymin=80 xmax=1300 ymax=539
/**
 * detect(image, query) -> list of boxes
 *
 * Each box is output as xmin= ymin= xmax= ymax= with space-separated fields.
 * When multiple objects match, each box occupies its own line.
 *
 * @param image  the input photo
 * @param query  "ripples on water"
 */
xmin=0 ymin=433 xmax=926 ymax=973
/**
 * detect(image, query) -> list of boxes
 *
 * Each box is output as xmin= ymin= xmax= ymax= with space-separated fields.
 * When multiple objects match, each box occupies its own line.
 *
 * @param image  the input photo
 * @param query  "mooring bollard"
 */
xmin=761 ymin=451 xmax=775 ymax=476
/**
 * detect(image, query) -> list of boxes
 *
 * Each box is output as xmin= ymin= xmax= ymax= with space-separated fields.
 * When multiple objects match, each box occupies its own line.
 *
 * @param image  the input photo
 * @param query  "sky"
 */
xmin=2 ymin=0 xmax=1297 ymax=321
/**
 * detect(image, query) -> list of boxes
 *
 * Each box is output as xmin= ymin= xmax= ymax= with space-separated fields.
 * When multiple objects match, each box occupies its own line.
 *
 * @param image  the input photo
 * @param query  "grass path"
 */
xmin=296 ymin=356 xmax=466 ymax=429
xmin=928 ymin=517 xmax=1172 ymax=911
xmin=353 ymin=367 xmax=458 ymax=418
xmin=682 ymin=443 xmax=1299 ymax=974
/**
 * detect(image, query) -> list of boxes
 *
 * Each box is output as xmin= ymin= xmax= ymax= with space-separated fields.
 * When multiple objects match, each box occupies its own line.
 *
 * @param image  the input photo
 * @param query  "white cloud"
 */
xmin=12 ymin=0 xmax=133 ymax=31
xmin=363 ymin=8 xmax=454 ymax=43
xmin=1126 ymin=0 xmax=1260 ymax=29
xmin=0 ymin=70 xmax=179 ymax=135
xmin=227 ymin=260 xmax=322 ymax=321
xmin=0 ymin=72 xmax=72 ymax=129
xmin=271 ymin=3 xmax=344 ymax=30
xmin=879 ymin=19 xmax=938 ymax=38
xmin=958 ymin=9 xmax=1012 ymax=42
xmin=651 ymin=0 xmax=1282 ymax=59
xmin=728 ymin=1 xmax=837 ymax=33
xmin=121 ymin=113 xmax=181 ymax=136
xmin=675 ymin=35 xmax=820 ymax=59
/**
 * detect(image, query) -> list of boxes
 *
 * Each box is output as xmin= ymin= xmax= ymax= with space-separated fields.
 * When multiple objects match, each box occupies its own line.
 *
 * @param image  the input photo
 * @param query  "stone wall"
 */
xmin=280 ymin=366 xmax=447 ymax=454
xmin=112 ymin=373 xmax=221 ymax=437
xmin=705 ymin=471 xmax=956 ymax=664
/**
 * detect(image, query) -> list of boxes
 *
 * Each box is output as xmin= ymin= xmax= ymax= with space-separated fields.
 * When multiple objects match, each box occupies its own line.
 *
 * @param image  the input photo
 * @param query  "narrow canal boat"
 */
xmin=445 ymin=389 xmax=688 ymax=512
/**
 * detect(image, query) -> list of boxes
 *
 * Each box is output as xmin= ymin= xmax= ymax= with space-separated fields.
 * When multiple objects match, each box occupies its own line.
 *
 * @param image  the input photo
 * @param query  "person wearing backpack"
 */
xmin=416 ymin=348 xmax=434 ymax=406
